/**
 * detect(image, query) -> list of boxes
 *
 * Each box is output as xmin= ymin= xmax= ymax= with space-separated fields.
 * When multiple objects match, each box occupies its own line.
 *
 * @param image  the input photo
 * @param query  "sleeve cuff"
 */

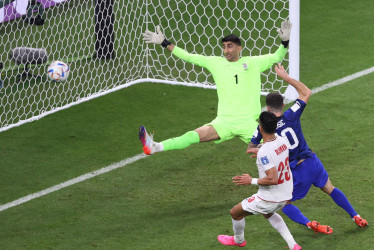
xmin=281 ymin=40 xmax=289 ymax=48
xmin=161 ymin=39 xmax=172 ymax=48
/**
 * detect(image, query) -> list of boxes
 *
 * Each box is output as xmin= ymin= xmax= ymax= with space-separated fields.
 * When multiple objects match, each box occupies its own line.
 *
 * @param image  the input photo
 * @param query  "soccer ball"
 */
xmin=47 ymin=61 xmax=70 ymax=82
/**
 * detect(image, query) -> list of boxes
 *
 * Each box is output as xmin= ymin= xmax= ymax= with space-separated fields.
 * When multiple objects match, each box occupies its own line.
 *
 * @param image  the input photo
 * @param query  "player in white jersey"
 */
xmin=254 ymin=133 xmax=293 ymax=204
xmin=217 ymin=112 xmax=301 ymax=250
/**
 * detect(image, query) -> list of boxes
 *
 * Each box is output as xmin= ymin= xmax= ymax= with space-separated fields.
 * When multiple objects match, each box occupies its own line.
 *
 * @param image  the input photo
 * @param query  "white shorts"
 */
xmin=241 ymin=194 xmax=287 ymax=215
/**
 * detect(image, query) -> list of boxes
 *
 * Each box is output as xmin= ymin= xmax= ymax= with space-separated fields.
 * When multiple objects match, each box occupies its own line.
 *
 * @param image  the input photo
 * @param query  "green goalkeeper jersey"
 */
xmin=172 ymin=45 xmax=287 ymax=119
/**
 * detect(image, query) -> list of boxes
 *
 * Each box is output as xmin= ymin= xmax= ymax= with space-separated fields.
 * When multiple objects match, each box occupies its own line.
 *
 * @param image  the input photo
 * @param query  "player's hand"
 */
xmin=274 ymin=63 xmax=290 ymax=80
xmin=277 ymin=19 xmax=292 ymax=41
xmin=246 ymin=147 xmax=259 ymax=158
xmin=143 ymin=25 xmax=165 ymax=44
xmin=232 ymin=174 xmax=252 ymax=185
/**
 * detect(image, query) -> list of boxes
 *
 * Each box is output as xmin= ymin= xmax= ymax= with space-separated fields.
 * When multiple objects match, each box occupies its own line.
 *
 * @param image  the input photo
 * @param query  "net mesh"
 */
xmin=0 ymin=0 xmax=289 ymax=131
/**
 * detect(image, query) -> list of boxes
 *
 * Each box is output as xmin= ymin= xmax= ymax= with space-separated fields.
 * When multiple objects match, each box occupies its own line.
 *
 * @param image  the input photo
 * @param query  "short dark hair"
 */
xmin=266 ymin=92 xmax=284 ymax=110
xmin=221 ymin=34 xmax=241 ymax=46
xmin=259 ymin=111 xmax=278 ymax=134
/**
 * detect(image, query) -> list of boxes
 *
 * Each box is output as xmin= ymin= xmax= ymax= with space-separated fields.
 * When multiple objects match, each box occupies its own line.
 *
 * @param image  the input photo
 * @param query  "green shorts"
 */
xmin=206 ymin=116 xmax=258 ymax=144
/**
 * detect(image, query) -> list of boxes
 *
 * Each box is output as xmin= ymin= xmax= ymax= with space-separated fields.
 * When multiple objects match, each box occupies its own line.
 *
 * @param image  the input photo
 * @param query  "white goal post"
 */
xmin=0 ymin=0 xmax=299 ymax=133
xmin=285 ymin=0 xmax=300 ymax=100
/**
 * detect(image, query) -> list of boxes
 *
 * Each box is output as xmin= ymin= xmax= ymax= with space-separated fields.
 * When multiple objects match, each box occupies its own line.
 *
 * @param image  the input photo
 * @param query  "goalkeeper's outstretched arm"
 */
xmin=256 ymin=19 xmax=292 ymax=72
xmin=143 ymin=25 xmax=175 ymax=52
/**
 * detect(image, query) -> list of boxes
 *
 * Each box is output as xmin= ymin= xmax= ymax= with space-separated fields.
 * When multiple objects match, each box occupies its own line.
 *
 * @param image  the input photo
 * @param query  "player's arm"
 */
xmin=259 ymin=167 xmax=278 ymax=185
xmin=143 ymin=25 xmax=207 ymax=67
xmin=246 ymin=142 xmax=260 ymax=158
xmin=247 ymin=142 xmax=258 ymax=150
xmin=246 ymin=127 xmax=262 ymax=158
xmin=274 ymin=63 xmax=312 ymax=103
xmin=256 ymin=19 xmax=291 ymax=72
xmin=232 ymin=168 xmax=278 ymax=186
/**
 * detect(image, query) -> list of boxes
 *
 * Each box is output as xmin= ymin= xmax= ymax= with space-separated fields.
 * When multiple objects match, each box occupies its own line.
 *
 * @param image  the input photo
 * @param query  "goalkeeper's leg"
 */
xmin=161 ymin=125 xmax=220 ymax=151
xmin=139 ymin=125 xmax=220 ymax=155
xmin=139 ymin=126 xmax=200 ymax=154
xmin=161 ymin=130 xmax=200 ymax=151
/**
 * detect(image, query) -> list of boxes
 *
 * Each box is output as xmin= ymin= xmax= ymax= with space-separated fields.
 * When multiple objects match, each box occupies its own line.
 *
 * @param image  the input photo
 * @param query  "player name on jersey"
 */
xmin=275 ymin=144 xmax=287 ymax=155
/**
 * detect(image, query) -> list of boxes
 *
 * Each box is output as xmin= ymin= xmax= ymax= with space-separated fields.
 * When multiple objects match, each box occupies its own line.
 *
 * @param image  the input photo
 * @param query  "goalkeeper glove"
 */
xmin=143 ymin=25 xmax=172 ymax=48
xmin=277 ymin=19 xmax=292 ymax=41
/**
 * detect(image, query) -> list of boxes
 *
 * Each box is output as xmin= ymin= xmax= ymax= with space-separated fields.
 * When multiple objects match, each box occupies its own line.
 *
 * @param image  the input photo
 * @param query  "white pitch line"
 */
xmin=312 ymin=66 xmax=374 ymax=95
xmin=0 ymin=153 xmax=148 ymax=212
xmin=284 ymin=66 xmax=374 ymax=105
xmin=1 ymin=65 xmax=374 ymax=213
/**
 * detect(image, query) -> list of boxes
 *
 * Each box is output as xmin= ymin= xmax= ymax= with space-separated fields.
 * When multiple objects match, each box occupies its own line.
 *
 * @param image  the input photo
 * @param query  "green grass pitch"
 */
xmin=0 ymin=0 xmax=373 ymax=249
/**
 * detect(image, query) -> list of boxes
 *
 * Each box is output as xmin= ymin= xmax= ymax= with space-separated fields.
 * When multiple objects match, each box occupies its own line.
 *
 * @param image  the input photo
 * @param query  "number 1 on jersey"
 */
xmin=234 ymin=74 xmax=238 ymax=84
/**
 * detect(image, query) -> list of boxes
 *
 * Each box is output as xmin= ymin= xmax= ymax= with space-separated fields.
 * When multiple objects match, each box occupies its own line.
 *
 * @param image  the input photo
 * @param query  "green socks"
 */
xmin=161 ymin=131 xmax=200 ymax=151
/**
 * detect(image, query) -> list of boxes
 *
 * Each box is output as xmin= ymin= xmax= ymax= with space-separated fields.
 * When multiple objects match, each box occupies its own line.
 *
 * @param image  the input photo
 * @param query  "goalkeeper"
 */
xmin=139 ymin=20 xmax=292 ymax=155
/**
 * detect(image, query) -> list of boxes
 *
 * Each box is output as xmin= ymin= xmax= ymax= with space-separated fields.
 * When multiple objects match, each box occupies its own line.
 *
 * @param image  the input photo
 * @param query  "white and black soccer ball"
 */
xmin=47 ymin=61 xmax=70 ymax=82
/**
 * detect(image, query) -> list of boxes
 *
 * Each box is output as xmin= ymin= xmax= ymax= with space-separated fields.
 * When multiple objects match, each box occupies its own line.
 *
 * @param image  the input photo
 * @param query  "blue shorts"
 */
xmin=291 ymin=153 xmax=329 ymax=201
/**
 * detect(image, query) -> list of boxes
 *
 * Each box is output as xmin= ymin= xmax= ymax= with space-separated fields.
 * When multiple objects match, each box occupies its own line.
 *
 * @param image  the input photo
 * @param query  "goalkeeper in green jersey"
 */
xmin=139 ymin=20 xmax=292 ymax=155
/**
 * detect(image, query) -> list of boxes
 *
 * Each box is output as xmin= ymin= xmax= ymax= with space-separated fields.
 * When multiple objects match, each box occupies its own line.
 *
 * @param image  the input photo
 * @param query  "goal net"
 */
xmin=0 ymin=0 xmax=295 ymax=132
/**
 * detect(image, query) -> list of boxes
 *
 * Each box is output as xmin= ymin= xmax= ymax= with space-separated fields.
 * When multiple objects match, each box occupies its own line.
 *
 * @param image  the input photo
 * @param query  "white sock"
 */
xmin=153 ymin=142 xmax=164 ymax=153
xmin=232 ymin=218 xmax=245 ymax=244
xmin=267 ymin=213 xmax=297 ymax=249
xmin=352 ymin=214 xmax=360 ymax=221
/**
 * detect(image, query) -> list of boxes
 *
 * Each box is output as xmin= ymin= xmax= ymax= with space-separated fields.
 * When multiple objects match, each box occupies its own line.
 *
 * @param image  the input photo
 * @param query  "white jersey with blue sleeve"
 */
xmin=251 ymin=99 xmax=313 ymax=169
